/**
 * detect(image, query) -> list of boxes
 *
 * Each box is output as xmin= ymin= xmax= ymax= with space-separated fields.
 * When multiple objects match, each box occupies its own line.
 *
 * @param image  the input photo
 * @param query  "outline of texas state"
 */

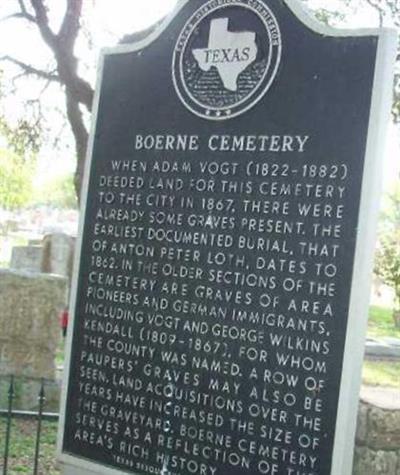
xmin=192 ymin=18 xmax=258 ymax=92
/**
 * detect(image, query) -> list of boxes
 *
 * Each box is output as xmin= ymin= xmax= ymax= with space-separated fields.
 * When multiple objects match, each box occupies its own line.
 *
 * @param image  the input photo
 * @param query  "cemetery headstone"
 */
xmin=28 ymin=238 xmax=43 ymax=246
xmin=41 ymin=233 xmax=76 ymax=281
xmin=0 ymin=269 xmax=67 ymax=379
xmin=58 ymin=1 xmax=396 ymax=474
xmin=10 ymin=245 xmax=43 ymax=273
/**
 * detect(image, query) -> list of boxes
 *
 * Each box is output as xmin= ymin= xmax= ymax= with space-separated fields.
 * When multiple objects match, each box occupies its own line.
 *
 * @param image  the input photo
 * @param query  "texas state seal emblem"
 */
xmin=172 ymin=0 xmax=282 ymax=120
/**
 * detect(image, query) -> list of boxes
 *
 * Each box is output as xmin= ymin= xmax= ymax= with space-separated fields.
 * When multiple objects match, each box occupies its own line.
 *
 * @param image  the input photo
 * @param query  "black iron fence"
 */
xmin=0 ymin=375 xmax=59 ymax=475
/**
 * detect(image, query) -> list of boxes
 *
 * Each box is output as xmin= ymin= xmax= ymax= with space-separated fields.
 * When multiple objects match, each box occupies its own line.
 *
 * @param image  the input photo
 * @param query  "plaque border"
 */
xmin=329 ymin=25 xmax=397 ymax=475
xmin=57 ymin=1 xmax=397 ymax=474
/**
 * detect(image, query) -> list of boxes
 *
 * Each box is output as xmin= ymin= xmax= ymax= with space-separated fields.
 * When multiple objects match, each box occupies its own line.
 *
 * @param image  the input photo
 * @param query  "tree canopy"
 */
xmin=33 ymin=172 xmax=77 ymax=209
xmin=1 ymin=0 xmax=93 ymax=200
xmin=0 ymin=149 xmax=33 ymax=210
xmin=0 ymin=0 xmax=398 ymax=202
xmin=375 ymin=186 xmax=400 ymax=324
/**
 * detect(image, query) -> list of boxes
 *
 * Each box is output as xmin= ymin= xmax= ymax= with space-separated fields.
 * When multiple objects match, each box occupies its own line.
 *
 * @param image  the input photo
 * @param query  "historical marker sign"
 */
xmin=58 ymin=1 xmax=396 ymax=474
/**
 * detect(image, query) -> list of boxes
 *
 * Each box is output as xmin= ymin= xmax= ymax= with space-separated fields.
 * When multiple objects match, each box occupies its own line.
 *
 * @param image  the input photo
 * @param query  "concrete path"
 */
xmin=365 ymin=337 xmax=400 ymax=360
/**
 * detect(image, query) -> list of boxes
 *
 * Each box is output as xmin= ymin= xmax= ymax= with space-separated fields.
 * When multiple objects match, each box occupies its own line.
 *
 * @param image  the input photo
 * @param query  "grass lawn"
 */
xmin=364 ymin=306 xmax=400 ymax=388
xmin=362 ymin=361 xmax=400 ymax=389
xmin=0 ymin=418 xmax=60 ymax=474
xmin=368 ymin=305 xmax=400 ymax=339
xmin=55 ymin=338 xmax=65 ymax=368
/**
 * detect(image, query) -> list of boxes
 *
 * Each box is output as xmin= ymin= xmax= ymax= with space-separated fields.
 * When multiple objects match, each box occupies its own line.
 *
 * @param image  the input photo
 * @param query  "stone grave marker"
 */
xmin=10 ymin=245 xmax=43 ymax=273
xmin=58 ymin=1 xmax=396 ymax=474
xmin=41 ymin=233 xmax=75 ymax=281
xmin=0 ymin=269 xmax=67 ymax=379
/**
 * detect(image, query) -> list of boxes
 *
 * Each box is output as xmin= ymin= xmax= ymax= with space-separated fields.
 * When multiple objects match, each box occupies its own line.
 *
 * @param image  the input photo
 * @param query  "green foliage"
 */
xmin=0 ymin=418 xmax=60 ymax=474
xmin=0 ymin=149 xmax=34 ymax=210
xmin=381 ymin=185 xmax=400 ymax=229
xmin=375 ymin=188 xmax=400 ymax=313
xmin=56 ymin=336 xmax=66 ymax=366
xmin=368 ymin=305 xmax=400 ymax=338
xmin=0 ymin=117 xmax=41 ymax=157
xmin=314 ymin=8 xmax=346 ymax=26
xmin=375 ymin=237 xmax=400 ymax=306
xmin=33 ymin=172 xmax=77 ymax=209
xmin=301 ymin=0 xmax=352 ymax=26
xmin=0 ymin=71 xmax=42 ymax=157
xmin=0 ymin=72 xmax=39 ymax=211
xmin=362 ymin=361 xmax=400 ymax=388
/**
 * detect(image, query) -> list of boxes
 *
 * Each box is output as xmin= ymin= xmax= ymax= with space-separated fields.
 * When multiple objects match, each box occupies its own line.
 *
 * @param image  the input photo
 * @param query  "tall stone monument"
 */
xmin=58 ymin=1 xmax=396 ymax=474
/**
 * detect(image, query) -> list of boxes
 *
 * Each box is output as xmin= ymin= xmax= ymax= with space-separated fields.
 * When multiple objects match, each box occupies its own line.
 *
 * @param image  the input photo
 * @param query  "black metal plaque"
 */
xmin=60 ymin=1 xmax=384 ymax=474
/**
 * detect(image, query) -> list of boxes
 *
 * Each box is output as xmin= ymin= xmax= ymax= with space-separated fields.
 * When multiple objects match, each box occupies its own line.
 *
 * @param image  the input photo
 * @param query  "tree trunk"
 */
xmin=393 ymin=309 xmax=400 ymax=329
xmin=65 ymin=92 xmax=89 ymax=202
